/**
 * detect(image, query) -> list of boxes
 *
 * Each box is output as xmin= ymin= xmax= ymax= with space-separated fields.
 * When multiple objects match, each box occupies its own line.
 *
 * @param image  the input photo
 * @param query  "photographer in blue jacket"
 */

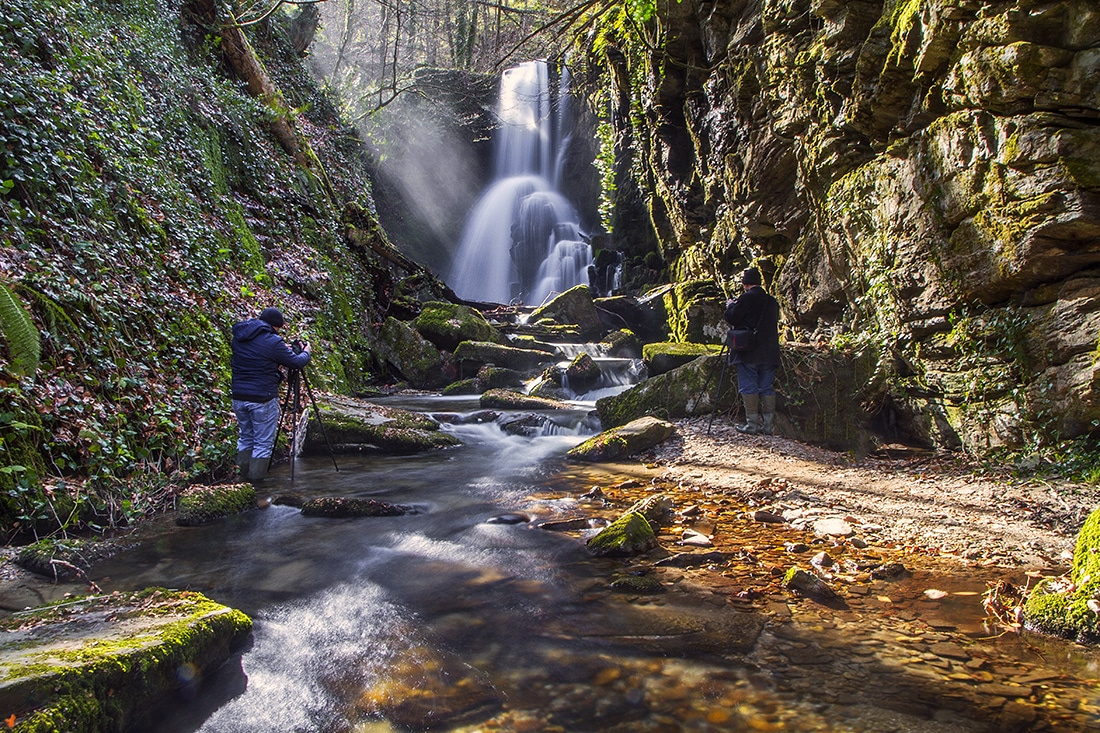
xmin=230 ymin=307 xmax=311 ymax=483
xmin=723 ymin=268 xmax=781 ymax=434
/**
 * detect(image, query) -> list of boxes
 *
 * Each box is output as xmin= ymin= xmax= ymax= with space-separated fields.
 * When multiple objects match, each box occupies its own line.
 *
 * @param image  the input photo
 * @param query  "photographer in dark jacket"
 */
xmin=724 ymin=268 xmax=781 ymax=434
xmin=230 ymin=307 xmax=311 ymax=483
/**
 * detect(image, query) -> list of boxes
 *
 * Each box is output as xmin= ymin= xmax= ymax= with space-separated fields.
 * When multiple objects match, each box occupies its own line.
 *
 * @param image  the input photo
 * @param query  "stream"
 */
xmin=82 ymin=393 xmax=1100 ymax=732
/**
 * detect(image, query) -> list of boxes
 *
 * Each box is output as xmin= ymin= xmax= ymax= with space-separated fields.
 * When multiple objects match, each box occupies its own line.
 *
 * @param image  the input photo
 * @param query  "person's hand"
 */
xmin=726 ymin=298 xmax=734 ymax=306
xmin=303 ymin=341 xmax=311 ymax=353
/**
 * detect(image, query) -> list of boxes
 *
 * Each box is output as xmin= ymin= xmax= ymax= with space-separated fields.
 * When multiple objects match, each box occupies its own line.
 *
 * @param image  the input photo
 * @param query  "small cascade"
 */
xmin=448 ymin=61 xmax=591 ymax=306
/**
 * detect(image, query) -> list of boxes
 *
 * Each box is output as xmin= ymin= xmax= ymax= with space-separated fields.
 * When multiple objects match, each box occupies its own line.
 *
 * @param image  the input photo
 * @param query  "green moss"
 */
xmin=586 ymin=512 xmax=657 ymax=557
xmin=176 ymin=482 xmax=256 ymax=526
xmin=2 ymin=588 xmax=252 ymax=732
xmin=1023 ymin=507 xmax=1100 ymax=643
xmin=413 ymin=301 xmax=503 ymax=350
xmin=641 ymin=341 xmax=720 ymax=360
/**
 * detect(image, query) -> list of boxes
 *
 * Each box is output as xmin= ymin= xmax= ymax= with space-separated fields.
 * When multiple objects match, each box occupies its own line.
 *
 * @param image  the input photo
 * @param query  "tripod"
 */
xmin=706 ymin=343 xmax=731 ymax=435
xmin=278 ymin=366 xmax=340 ymax=480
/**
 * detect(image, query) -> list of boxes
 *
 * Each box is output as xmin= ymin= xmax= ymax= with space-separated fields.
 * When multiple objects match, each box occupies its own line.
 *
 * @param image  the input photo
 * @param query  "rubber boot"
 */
xmin=235 ymin=449 xmax=252 ymax=481
xmin=735 ymin=393 xmax=761 ymax=434
xmin=761 ymin=394 xmax=777 ymax=435
xmin=248 ymin=456 xmax=270 ymax=485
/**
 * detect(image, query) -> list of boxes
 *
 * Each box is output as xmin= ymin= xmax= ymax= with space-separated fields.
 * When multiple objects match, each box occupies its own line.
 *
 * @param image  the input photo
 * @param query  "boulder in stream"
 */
xmin=567 ymin=416 xmax=676 ymax=462
xmin=413 ymin=301 xmax=506 ymax=351
xmin=1023 ymin=505 xmax=1100 ymax=643
xmin=453 ymin=340 xmax=558 ymax=374
xmin=528 ymin=284 xmax=604 ymax=340
xmin=586 ymin=511 xmax=658 ymax=557
xmin=480 ymin=388 xmax=571 ymax=411
xmin=304 ymin=396 xmax=461 ymax=455
xmin=0 ymin=588 xmax=252 ymax=731
xmin=176 ymin=482 xmax=257 ymax=526
xmin=376 ymin=316 xmax=451 ymax=389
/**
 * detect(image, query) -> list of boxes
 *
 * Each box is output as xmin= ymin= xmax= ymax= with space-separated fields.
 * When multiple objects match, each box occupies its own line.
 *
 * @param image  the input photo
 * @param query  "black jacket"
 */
xmin=230 ymin=319 xmax=311 ymax=402
xmin=724 ymin=286 xmax=781 ymax=366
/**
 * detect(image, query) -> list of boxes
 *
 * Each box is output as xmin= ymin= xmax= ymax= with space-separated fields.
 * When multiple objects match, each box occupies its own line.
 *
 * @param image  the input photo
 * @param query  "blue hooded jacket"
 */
xmin=230 ymin=318 xmax=311 ymax=402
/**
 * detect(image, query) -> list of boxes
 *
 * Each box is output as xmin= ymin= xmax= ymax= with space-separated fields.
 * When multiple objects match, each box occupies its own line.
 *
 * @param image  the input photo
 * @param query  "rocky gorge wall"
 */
xmin=594 ymin=0 xmax=1100 ymax=450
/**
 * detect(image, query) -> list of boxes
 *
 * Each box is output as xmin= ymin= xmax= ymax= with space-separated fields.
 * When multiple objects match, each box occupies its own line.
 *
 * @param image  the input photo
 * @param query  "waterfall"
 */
xmin=448 ymin=61 xmax=591 ymax=306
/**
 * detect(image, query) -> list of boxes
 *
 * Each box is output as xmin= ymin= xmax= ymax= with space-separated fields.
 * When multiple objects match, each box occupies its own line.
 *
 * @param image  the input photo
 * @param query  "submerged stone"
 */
xmin=0 ymin=588 xmax=252 ymax=732
xmin=299 ymin=496 xmax=416 ymax=518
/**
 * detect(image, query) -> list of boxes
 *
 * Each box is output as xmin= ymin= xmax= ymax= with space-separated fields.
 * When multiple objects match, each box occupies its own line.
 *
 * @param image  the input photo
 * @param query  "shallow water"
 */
xmin=85 ymin=396 xmax=1100 ymax=732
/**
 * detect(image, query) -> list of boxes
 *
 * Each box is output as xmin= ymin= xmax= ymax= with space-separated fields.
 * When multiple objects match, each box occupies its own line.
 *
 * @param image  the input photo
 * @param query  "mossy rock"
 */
xmin=595 ymin=355 xmax=736 ymax=428
xmin=529 ymin=285 xmax=604 ymax=339
xmin=414 ymin=301 xmax=505 ymax=351
xmin=609 ymin=573 xmax=665 ymax=593
xmin=305 ymin=399 xmax=461 ymax=455
xmin=15 ymin=539 xmax=117 ymax=582
xmin=452 ymin=341 xmax=558 ymax=374
xmin=564 ymin=353 xmax=602 ymax=392
xmin=476 ymin=365 xmax=525 ymax=390
xmin=442 ymin=378 xmax=486 ymax=395
xmin=600 ymin=328 xmax=641 ymax=358
xmin=642 ymin=341 xmax=722 ymax=376
xmin=176 ymin=483 xmax=256 ymax=527
xmin=586 ymin=512 xmax=658 ymax=557
xmin=567 ymin=417 xmax=676 ymax=462
xmin=1023 ymin=506 xmax=1100 ymax=643
xmin=662 ymin=280 xmax=726 ymax=344
xmin=0 ymin=588 xmax=252 ymax=732
xmin=479 ymin=388 xmax=572 ymax=411
xmin=300 ymin=497 xmax=416 ymax=518
xmin=376 ymin=317 xmax=450 ymax=389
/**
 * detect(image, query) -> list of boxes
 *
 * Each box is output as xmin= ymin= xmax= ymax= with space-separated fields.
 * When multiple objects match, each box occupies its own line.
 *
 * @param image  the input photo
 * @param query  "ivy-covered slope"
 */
xmin=583 ymin=0 xmax=1100 ymax=454
xmin=0 ymin=0 xmax=409 ymax=537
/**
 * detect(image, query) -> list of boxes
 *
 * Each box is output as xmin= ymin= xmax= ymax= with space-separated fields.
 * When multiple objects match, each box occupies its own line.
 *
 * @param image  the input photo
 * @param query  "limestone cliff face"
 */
xmin=602 ymin=0 xmax=1100 ymax=449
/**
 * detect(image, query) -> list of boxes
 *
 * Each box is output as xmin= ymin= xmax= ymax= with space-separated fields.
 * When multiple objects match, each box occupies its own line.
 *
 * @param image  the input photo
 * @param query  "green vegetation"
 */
xmin=1024 ymin=507 xmax=1100 ymax=643
xmin=0 ymin=0 xmax=390 ymax=539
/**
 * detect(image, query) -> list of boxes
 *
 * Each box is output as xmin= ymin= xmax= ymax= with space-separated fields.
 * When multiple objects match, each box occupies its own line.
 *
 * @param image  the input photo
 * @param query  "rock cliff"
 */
xmin=593 ymin=0 xmax=1100 ymax=450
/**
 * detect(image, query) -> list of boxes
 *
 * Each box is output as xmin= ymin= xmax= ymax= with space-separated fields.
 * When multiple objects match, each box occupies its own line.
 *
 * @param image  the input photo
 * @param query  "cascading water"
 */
xmin=448 ymin=61 xmax=591 ymax=306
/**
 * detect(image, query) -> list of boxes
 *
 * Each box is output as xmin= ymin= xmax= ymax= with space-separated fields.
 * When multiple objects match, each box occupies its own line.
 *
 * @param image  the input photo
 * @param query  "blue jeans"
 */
xmin=736 ymin=363 xmax=777 ymax=396
xmin=232 ymin=398 xmax=281 ymax=459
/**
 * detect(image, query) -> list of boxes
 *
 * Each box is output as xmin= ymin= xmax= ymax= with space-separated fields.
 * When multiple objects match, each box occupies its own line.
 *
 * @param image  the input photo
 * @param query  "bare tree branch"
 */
xmin=236 ymin=0 xmax=330 ymax=28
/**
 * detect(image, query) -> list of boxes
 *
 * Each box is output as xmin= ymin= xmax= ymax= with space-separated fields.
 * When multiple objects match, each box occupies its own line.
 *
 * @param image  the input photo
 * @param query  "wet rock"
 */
xmin=176 ymin=482 xmax=257 ymax=526
xmin=580 ymin=487 xmax=606 ymax=501
xmin=485 ymin=512 xmax=531 ymax=525
xmin=300 ymin=497 xmax=416 ymax=518
xmin=642 ymin=341 xmax=722 ymax=377
xmin=784 ymin=542 xmax=810 ymax=553
xmin=304 ymin=397 xmax=461 ymax=455
xmin=376 ymin=316 xmax=450 ymax=389
xmin=0 ymin=589 xmax=251 ymax=730
xmin=564 ymin=352 xmax=603 ymax=393
xmin=441 ymin=377 xmax=486 ymax=395
xmin=753 ymin=510 xmax=786 ymax=524
xmin=413 ymin=301 xmax=505 ymax=351
xmin=810 ymin=551 xmax=835 ymax=569
xmin=869 ymin=562 xmax=908 ymax=579
xmin=681 ymin=529 xmax=713 ymax=547
xmin=609 ymin=572 xmax=665 ymax=593
xmin=586 ymin=512 xmax=658 ymax=557
xmin=14 ymin=538 xmax=117 ymax=582
xmin=654 ymin=551 xmax=733 ymax=568
xmin=567 ymin=416 xmax=676 ymax=462
xmin=625 ymin=493 xmax=674 ymax=526
xmin=479 ymin=388 xmax=571 ymax=411
xmin=539 ymin=517 xmax=605 ymax=532
xmin=453 ymin=341 xmax=558 ymax=374
xmin=595 ymin=355 xmax=738 ymax=427
xmin=528 ymin=285 xmax=604 ymax=340
xmin=783 ymin=567 xmax=840 ymax=601
xmin=272 ymin=494 xmax=306 ymax=507
xmin=499 ymin=412 xmax=556 ymax=436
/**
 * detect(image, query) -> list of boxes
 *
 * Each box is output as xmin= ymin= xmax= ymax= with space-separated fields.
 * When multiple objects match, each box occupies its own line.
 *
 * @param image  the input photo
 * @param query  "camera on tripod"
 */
xmin=290 ymin=338 xmax=306 ymax=355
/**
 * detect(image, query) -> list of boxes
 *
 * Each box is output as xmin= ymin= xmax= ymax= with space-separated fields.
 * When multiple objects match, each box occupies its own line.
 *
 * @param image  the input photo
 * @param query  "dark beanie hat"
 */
xmin=742 ymin=267 xmax=763 ymax=286
xmin=259 ymin=307 xmax=285 ymax=327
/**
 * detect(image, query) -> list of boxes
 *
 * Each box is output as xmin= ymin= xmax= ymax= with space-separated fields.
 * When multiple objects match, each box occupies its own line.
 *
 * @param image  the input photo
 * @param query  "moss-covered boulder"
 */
xmin=376 ymin=317 xmax=451 ymax=389
xmin=14 ymin=539 xmax=118 ymax=582
xmin=642 ymin=341 xmax=723 ymax=376
xmin=305 ymin=397 xmax=461 ymax=455
xmin=595 ymin=355 xmax=737 ymax=428
xmin=442 ymin=378 xmax=486 ymax=395
xmin=662 ymin=280 xmax=726 ymax=345
xmin=600 ymin=328 xmax=642 ymax=358
xmin=529 ymin=285 xmax=604 ymax=339
xmin=564 ymin=352 xmax=602 ymax=392
xmin=300 ymin=497 xmax=416 ymax=518
xmin=477 ymin=365 xmax=525 ymax=390
xmin=452 ymin=341 xmax=558 ymax=375
xmin=567 ymin=417 xmax=677 ymax=462
xmin=479 ymin=389 xmax=571 ymax=411
xmin=1023 ymin=506 xmax=1100 ymax=643
xmin=0 ymin=589 xmax=252 ymax=732
xmin=594 ymin=295 xmax=667 ymax=343
xmin=176 ymin=483 xmax=257 ymax=527
xmin=414 ymin=301 xmax=505 ymax=351
xmin=586 ymin=512 xmax=658 ymax=557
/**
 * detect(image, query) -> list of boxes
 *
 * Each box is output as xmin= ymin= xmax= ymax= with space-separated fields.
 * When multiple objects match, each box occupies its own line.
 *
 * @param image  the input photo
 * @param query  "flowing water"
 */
xmin=448 ymin=61 xmax=592 ymax=306
xmin=81 ymin=392 xmax=1100 ymax=732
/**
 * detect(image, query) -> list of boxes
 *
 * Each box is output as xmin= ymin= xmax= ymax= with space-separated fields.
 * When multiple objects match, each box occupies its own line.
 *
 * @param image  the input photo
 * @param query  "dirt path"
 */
xmin=649 ymin=418 xmax=1099 ymax=568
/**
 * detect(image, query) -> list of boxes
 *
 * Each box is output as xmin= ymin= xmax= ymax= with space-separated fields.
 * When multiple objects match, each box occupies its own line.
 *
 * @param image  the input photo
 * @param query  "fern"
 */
xmin=0 ymin=281 xmax=41 ymax=376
